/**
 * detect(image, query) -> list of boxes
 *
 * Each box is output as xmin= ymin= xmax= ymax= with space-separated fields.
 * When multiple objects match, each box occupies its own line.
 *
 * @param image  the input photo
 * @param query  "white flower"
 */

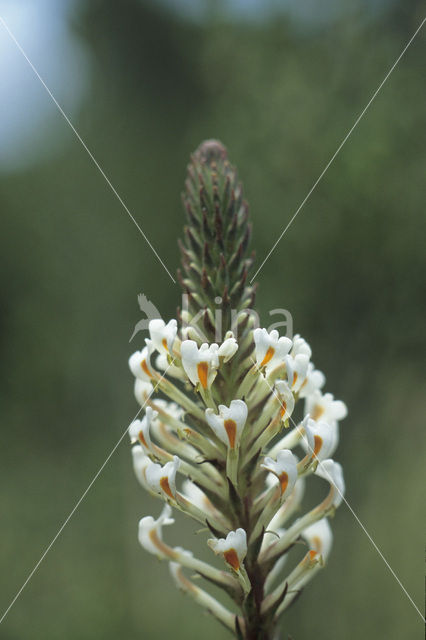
xmin=302 ymin=518 xmax=333 ymax=562
xmin=316 ymin=459 xmax=345 ymax=508
xmin=253 ymin=328 xmax=292 ymax=373
xmin=138 ymin=503 xmax=175 ymax=559
xmin=133 ymin=379 xmax=153 ymax=406
xmin=274 ymin=380 xmax=295 ymax=422
xmin=205 ymin=400 xmax=248 ymax=449
xmin=305 ymin=390 xmax=347 ymax=424
xmin=146 ymin=456 xmax=181 ymax=500
xmin=180 ymin=340 xmax=219 ymax=389
xmin=304 ymin=417 xmax=338 ymax=461
xmin=128 ymin=406 xmax=158 ymax=448
xmin=285 ymin=353 xmax=310 ymax=392
xmin=298 ymin=363 xmax=326 ymax=398
xmin=291 ymin=334 xmax=312 ymax=359
xmin=149 ymin=318 xmax=177 ymax=355
xmin=131 ymin=445 xmax=151 ymax=490
xmin=208 ymin=528 xmax=247 ymax=572
xmin=129 ymin=339 xmax=155 ymax=382
xmin=217 ymin=333 xmax=238 ymax=362
xmin=261 ymin=450 xmax=298 ymax=497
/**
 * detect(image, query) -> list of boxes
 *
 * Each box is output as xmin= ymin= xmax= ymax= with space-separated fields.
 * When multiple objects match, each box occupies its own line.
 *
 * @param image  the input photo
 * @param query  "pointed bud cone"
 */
xmin=179 ymin=141 xmax=256 ymax=344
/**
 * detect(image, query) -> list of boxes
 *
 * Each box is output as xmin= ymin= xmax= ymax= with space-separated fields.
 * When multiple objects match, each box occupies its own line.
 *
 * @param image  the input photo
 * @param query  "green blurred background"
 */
xmin=1 ymin=1 xmax=424 ymax=638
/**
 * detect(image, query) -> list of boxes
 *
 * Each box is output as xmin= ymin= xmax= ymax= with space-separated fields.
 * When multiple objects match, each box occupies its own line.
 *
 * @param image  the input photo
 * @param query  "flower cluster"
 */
xmin=128 ymin=319 xmax=347 ymax=636
xmin=126 ymin=140 xmax=347 ymax=639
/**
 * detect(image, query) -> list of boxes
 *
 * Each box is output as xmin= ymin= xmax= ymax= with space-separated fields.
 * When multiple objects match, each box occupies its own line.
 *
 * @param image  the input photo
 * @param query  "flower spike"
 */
xmin=127 ymin=140 xmax=347 ymax=638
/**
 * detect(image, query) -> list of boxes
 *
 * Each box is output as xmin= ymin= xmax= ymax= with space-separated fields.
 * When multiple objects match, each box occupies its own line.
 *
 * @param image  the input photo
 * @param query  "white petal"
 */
xmin=205 ymin=400 xmax=248 ymax=448
xmin=180 ymin=340 xmax=199 ymax=385
xmin=131 ymin=445 xmax=151 ymax=489
xmin=303 ymin=418 xmax=338 ymax=461
xmin=133 ymin=379 xmax=153 ymax=406
xmin=149 ymin=318 xmax=177 ymax=355
xmin=316 ymin=459 xmax=345 ymax=508
xmin=302 ymin=518 xmax=333 ymax=561
xmin=208 ymin=528 xmax=247 ymax=569
xmin=291 ymin=334 xmax=312 ymax=358
xmin=261 ymin=449 xmax=298 ymax=497
xmin=138 ymin=504 xmax=174 ymax=558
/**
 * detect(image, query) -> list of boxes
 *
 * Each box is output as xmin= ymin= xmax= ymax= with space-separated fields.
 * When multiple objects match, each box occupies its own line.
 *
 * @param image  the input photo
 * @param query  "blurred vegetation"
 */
xmin=0 ymin=1 xmax=425 ymax=638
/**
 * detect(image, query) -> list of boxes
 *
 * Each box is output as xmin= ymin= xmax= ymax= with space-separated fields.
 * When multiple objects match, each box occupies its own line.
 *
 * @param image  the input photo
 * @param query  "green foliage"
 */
xmin=0 ymin=1 xmax=424 ymax=639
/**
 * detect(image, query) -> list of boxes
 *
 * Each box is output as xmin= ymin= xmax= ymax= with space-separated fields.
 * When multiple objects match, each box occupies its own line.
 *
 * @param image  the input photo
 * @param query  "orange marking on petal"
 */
xmin=138 ymin=431 xmax=148 ymax=448
xmin=313 ymin=435 xmax=322 ymax=457
xmin=224 ymin=419 xmax=237 ymax=449
xmin=292 ymin=372 xmax=298 ymax=388
xmin=176 ymin=567 xmax=197 ymax=593
xmin=197 ymin=361 xmax=209 ymax=388
xmin=141 ymin=359 xmax=151 ymax=377
xmin=308 ymin=549 xmax=318 ymax=561
xmin=160 ymin=477 xmax=174 ymax=499
xmin=162 ymin=338 xmax=169 ymax=353
xmin=312 ymin=536 xmax=322 ymax=553
xmin=260 ymin=346 xmax=275 ymax=367
xmin=279 ymin=471 xmax=289 ymax=494
xmin=223 ymin=548 xmax=240 ymax=571
xmin=311 ymin=405 xmax=324 ymax=421
xmin=148 ymin=529 xmax=175 ymax=557
xmin=280 ymin=402 xmax=287 ymax=418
